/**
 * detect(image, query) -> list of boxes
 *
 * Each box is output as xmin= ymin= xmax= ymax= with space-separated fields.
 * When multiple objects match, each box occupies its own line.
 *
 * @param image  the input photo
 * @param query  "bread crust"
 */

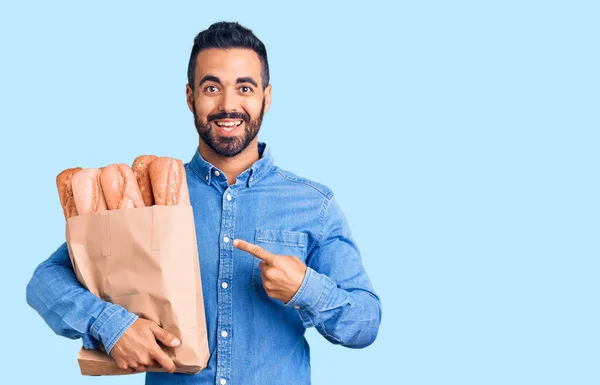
xmin=71 ymin=168 xmax=108 ymax=215
xmin=132 ymin=155 xmax=157 ymax=207
xmin=148 ymin=157 xmax=190 ymax=205
xmin=100 ymin=164 xmax=145 ymax=210
xmin=56 ymin=167 xmax=82 ymax=220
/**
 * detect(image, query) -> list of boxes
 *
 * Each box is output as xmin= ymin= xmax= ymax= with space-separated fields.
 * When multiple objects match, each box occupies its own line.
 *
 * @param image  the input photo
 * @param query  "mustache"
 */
xmin=208 ymin=111 xmax=250 ymax=122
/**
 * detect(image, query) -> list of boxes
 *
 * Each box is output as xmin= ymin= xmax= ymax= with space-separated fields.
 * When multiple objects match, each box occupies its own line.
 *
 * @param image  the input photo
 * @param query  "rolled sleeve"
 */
xmin=285 ymin=267 xmax=334 ymax=318
xmin=26 ymin=242 xmax=140 ymax=353
xmin=290 ymin=196 xmax=381 ymax=347
xmin=90 ymin=304 xmax=138 ymax=354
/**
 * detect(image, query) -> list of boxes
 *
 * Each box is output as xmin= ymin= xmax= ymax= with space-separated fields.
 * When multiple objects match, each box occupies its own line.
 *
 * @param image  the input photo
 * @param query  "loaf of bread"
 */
xmin=56 ymin=167 xmax=82 ymax=220
xmin=57 ymin=155 xmax=189 ymax=218
xmin=100 ymin=164 xmax=145 ymax=210
xmin=132 ymin=155 xmax=157 ymax=207
xmin=71 ymin=168 xmax=108 ymax=215
xmin=149 ymin=157 xmax=190 ymax=206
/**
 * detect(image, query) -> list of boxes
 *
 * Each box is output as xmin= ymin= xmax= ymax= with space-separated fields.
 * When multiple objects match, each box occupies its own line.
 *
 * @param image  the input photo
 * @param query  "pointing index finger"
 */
xmin=233 ymin=239 xmax=276 ymax=264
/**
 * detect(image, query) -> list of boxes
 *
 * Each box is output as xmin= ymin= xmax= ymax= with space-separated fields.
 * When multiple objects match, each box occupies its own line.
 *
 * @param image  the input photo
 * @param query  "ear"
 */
xmin=263 ymin=84 xmax=272 ymax=114
xmin=186 ymin=83 xmax=194 ymax=113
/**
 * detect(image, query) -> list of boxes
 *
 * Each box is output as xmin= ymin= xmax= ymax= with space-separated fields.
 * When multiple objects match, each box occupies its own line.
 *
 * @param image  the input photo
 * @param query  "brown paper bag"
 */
xmin=65 ymin=204 xmax=209 ymax=375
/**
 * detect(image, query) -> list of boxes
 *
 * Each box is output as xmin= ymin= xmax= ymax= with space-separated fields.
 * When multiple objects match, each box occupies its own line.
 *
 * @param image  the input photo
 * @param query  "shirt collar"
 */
xmin=188 ymin=142 xmax=274 ymax=187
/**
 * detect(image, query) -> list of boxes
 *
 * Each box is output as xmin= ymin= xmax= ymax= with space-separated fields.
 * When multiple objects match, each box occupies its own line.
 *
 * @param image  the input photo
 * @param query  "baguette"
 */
xmin=132 ymin=155 xmax=158 ymax=207
xmin=148 ymin=157 xmax=190 ymax=206
xmin=71 ymin=168 xmax=108 ymax=215
xmin=100 ymin=164 xmax=145 ymax=210
xmin=56 ymin=167 xmax=82 ymax=220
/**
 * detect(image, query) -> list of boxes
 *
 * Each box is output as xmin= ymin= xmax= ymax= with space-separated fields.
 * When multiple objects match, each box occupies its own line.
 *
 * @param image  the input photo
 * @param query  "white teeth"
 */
xmin=215 ymin=120 xmax=242 ymax=128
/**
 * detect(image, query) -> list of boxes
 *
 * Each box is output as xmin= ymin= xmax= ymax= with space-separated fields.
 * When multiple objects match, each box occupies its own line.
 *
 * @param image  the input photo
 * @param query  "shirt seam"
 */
xmin=312 ymin=275 xmax=333 ymax=314
xmin=104 ymin=313 xmax=139 ymax=354
xmin=286 ymin=267 xmax=312 ymax=307
xmin=90 ymin=304 xmax=119 ymax=338
xmin=275 ymin=169 xmax=333 ymax=198
xmin=255 ymin=238 xmax=306 ymax=248
xmin=306 ymin=196 xmax=333 ymax=257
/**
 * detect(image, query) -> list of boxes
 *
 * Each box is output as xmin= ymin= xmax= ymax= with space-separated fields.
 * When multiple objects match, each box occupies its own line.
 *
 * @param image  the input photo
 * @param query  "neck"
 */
xmin=198 ymin=139 xmax=260 ymax=186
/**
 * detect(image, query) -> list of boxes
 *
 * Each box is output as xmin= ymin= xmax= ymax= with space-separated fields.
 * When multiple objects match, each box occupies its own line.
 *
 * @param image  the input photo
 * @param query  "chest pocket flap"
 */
xmin=252 ymin=229 xmax=308 ymax=290
xmin=255 ymin=229 xmax=308 ymax=250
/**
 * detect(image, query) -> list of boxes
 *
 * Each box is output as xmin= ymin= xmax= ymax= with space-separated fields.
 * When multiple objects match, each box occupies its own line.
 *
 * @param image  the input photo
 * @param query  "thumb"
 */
xmin=151 ymin=324 xmax=181 ymax=347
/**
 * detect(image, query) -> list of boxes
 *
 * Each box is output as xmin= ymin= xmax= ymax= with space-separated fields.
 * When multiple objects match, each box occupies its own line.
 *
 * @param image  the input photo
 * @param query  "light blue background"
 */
xmin=1 ymin=1 xmax=598 ymax=384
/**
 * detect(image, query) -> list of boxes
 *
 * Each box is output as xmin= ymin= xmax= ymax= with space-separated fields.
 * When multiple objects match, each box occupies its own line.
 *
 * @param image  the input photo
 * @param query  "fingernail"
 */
xmin=172 ymin=338 xmax=181 ymax=346
xmin=233 ymin=239 xmax=239 ymax=246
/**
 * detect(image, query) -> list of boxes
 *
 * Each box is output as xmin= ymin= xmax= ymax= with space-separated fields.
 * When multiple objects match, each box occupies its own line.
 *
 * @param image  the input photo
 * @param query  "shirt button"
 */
xmin=214 ymin=170 xmax=220 ymax=177
xmin=220 ymin=379 xmax=227 ymax=385
xmin=221 ymin=330 xmax=228 ymax=338
xmin=226 ymin=194 xmax=232 ymax=201
xmin=294 ymin=306 xmax=300 ymax=309
xmin=221 ymin=282 xmax=228 ymax=289
xmin=223 ymin=236 xmax=230 ymax=243
xmin=205 ymin=175 xmax=208 ymax=181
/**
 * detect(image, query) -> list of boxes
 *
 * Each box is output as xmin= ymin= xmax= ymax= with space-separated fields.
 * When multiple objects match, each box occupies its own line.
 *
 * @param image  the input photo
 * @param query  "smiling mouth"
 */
xmin=214 ymin=120 xmax=243 ymax=132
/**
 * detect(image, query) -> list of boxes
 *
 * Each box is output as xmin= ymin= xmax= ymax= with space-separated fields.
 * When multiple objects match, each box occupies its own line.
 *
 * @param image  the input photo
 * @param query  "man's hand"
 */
xmin=233 ymin=239 xmax=307 ymax=303
xmin=109 ymin=318 xmax=180 ymax=373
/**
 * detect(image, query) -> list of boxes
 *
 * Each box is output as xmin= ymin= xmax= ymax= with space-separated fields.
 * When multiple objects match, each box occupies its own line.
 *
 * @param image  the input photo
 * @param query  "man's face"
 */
xmin=186 ymin=48 xmax=272 ymax=157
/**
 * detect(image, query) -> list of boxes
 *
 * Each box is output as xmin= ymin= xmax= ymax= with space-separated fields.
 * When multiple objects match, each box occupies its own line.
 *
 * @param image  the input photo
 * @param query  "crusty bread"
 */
xmin=56 ymin=167 xmax=82 ymax=220
xmin=100 ymin=164 xmax=145 ymax=210
xmin=132 ymin=155 xmax=157 ymax=207
xmin=148 ymin=157 xmax=190 ymax=206
xmin=71 ymin=168 xmax=108 ymax=215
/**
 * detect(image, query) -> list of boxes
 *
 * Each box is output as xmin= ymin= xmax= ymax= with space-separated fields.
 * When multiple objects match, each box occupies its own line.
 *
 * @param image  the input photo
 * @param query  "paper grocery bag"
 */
xmin=65 ymin=204 xmax=209 ymax=375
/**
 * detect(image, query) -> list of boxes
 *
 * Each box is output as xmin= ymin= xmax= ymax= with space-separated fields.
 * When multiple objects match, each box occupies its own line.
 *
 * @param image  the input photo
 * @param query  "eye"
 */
xmin=204 ymin=85 xmax=219 ymax=93
xmin=240 ymin=86 xmax=252 ymax=93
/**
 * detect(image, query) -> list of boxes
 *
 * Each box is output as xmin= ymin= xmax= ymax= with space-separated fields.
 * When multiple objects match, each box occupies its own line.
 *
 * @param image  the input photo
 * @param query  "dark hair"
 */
xmin=187 ymin=21 xmax=270 ymax=90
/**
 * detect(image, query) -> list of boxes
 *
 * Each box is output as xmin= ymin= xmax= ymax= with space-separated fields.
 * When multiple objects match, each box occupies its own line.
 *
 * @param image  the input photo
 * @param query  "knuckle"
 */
xmin=133 ymin=351 xmax=145 ymax=362
xmin=137 ymin=319 xmax=150 ymax=329
xmin=265 ymin=269 xmax=277 ymax=280
xmin=155 ymin=327 xmax=167 ymax=338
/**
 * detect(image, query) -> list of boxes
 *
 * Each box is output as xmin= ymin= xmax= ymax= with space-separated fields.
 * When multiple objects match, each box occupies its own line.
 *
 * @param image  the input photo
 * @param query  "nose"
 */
xmin=218 ymin=88 xmax=239 ymax=113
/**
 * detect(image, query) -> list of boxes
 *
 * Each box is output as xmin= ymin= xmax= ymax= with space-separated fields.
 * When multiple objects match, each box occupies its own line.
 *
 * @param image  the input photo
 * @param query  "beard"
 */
xmin=193 ymin=99 xmax=265 ymax=158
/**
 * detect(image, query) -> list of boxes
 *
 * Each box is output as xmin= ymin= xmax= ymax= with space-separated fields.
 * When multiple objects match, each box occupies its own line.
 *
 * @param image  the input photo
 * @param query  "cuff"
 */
xmin=285 ymin=267 xmax=333 ymax=316
xmin=89 ymin=304 xmax=138 ymax=354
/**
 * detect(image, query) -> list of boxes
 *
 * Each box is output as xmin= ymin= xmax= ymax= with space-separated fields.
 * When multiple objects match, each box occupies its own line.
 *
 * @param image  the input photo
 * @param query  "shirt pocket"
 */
xmin=252 ymin=229 xmax=308 ymax=290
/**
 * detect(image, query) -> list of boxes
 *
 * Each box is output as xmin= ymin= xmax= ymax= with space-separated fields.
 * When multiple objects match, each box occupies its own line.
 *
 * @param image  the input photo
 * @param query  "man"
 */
xmin=26 ymin=21 xmax=381 ymax=384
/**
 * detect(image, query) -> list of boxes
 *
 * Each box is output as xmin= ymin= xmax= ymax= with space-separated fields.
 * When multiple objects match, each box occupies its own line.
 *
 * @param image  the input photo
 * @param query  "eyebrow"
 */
xmin=198 ymin=75 xmax=259 ymax=88
xmin=236 ymin=77 xmax=258 ymax=87
xmin=198 ymin=75 xmax=221 ymax=87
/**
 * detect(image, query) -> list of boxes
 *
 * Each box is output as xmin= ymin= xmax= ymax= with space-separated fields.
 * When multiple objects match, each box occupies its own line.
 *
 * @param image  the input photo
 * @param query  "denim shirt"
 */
xmin=26 ymin=142 xmax=381 ymax=385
